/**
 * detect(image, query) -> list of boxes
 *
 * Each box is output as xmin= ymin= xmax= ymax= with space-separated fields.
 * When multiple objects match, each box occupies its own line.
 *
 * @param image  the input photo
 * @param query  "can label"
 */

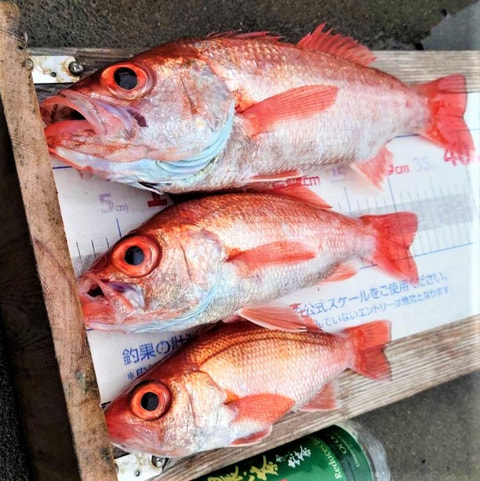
xmin=196 ymin=425 xmax=374 ymax=481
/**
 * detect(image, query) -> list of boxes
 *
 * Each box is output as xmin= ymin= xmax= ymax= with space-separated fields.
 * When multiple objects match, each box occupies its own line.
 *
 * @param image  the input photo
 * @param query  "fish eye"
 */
xmin=124 ymin=246 xmax=145 ymax=266
xmin=113 ymin=67 xmax=138 ymax=90
xmin=100 ymin=62 xmax=152 ymax=99
xmin=130 ymin=381 xmax=171 ymax=421
xmin=111 ymin=235 xmax=161 ymax=277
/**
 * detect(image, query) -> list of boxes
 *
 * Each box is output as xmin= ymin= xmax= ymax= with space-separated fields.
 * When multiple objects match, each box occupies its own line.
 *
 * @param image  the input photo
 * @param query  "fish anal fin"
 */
xmin=242 ymin=85 xmax=339 ymax=136
xmin=297 ymin=23 xmax=376 ymax=66
xmin=300 ymin=381 xmax=340 ymax=411
xmin=320 ymin=262 xmax=357 ymax=283
xmin=229 ymin=241 xmax=316 ymax=274
xmin=237 ymin=304 xmax=309 ymax=331
xmin=231 ymin=428 xmax=273 ymax=446
xmin=351 ymin=146 xmax=393 ymax=188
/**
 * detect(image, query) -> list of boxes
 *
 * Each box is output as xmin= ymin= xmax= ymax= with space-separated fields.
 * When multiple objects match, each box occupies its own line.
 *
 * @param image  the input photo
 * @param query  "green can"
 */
xmin=194 ymin=422 xmax=390 ymax=481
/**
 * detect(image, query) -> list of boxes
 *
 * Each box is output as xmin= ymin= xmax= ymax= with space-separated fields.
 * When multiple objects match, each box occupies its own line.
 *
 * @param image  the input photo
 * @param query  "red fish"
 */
xmin=77 ymin=193 xmax=418 ymax=332
xmin=104 ymin=319 xmax=391 ymax=457
xmin=41 ymin=24 xmax=474 ymax=193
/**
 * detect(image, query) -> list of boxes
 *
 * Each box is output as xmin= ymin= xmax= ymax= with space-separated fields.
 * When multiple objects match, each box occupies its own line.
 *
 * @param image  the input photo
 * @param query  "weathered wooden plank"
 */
xmin=0 ymin=4 xmax=117 ymax=481
xmin=158 ymin=315 xmax=480 ymax=480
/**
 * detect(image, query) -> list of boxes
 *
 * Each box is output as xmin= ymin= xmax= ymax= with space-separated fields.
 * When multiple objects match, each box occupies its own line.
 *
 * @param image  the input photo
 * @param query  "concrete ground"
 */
xmin=1 ymin=1 xmax=479 ymax=480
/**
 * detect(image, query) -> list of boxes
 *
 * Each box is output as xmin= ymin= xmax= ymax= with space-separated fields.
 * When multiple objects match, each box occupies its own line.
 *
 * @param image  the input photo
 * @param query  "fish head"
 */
xmin=41 ymin=49 xmax=235 ymax=187
xmin=78 ymin=225 xmax=223 ymax=331
xmin=104 ymin=371 xmax=235 ymax=457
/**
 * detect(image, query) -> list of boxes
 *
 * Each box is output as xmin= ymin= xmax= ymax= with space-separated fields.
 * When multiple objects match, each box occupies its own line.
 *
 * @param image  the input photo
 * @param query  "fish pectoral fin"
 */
xmin=229 ymin=241 xmax=316 ymax=274
xmin=231 ymin=428 xmax=273 ymax=446
xmin=318 ymin=262 xmax=357 ymax=284
xmin=255 ymin=182 xmax=332 ymax=209
xmin=351 ymin=146 xmax=393 ymax=188
xmin=297 ymin=23 xmax=376 ymax=66
xmin=299 ymin=380 xmax=340 ymax=411
xmin=237 ymin=304 xmax=310 ymax=331
xmin=242 ymin=85 xmax=339 ymax=136
xmin=229 ymin=393 xmax=295 ymax=426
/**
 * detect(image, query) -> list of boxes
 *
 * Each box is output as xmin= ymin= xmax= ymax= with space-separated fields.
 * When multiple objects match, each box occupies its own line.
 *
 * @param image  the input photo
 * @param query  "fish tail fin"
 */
xmin=415 ymin=74 xmax=474 ymax=159
xmin=361 ymin=212 xmax=419 ymax=284
xmin=345 ymin=320 xmax=392 ymax=381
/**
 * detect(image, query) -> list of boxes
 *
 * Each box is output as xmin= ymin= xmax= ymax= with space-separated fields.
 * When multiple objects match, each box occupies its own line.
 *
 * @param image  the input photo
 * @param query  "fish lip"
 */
xmin=78 ymin=273 xmax=145 ymax=326
xmin=41 ymin=90 xmax=107 ymax=137
xmin=41 ymin=90 xmax=135 ymax=139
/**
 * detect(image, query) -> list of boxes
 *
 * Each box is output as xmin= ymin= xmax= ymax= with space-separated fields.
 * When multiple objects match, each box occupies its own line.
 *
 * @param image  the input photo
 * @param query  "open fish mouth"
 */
xmin=78 ymin=274 xmax=145 ymax=326
xmin=41 ymin=90 xmax=107 ymax=138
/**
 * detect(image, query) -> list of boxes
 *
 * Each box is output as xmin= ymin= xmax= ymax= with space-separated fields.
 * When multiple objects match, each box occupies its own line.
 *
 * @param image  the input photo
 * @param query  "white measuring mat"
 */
xmin=51 ymin=92 xmax=480 ymax=406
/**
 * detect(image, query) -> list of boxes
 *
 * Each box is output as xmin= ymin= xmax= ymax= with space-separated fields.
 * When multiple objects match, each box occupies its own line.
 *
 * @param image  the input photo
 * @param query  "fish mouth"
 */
xmin=78 ymin=273 xmax=145 ymax=328
xmin=41 ymin=90 xmax=107 ymax=138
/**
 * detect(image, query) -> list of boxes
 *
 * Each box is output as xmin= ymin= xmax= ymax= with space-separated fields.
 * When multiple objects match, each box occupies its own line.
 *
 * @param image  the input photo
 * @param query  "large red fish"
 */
xmin=40 ymin=24 xmax=474 ymax=193
xmin=104 ymin=319 xmax=391 ymax=457
xmin=77 ymin=193 xmax=418 ymax=332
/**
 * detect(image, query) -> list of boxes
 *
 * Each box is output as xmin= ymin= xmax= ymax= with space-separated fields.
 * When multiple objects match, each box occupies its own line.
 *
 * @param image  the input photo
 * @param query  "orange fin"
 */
xmin=230 ymin=241 xmax=316 ymax=273
xmin=351 ymin=146 xmax=393 ymax=188
xmin=231 ymin=429 xmax=273 ymax=446
xmin=414 ymin=74 xmax=474 ymax=159
xmin=243 ymin=85 xmax=339 ymax=136
xmin=237 ymin=304 xmax=309 ymax=331
xmin=361 ymin=212 xmax=419 ymax=283
xmin=300 ymin=381 xmax=340 ymax=411
xmin=250 ymin=169 xmax=302 ymax=182
xmin=297 ymin=23 xmax=376 ymax=66
xmin=344 ymin=320 xmax=392 ymax=381
xmin=268 ymin=183 xmax=331 ymax=209
xmin=230 ymin=393 xmax=295 ymax=425
xmin=321 ymin=262 xmax=357 ymax=283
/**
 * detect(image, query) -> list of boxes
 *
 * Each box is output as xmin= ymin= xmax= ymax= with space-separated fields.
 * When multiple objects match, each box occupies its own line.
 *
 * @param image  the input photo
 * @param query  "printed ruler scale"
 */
xmin=51 ymin=92 xmax=480 ymax=406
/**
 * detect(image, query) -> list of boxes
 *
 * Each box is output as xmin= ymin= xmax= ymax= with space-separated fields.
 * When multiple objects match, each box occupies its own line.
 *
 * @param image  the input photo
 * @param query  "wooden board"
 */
xmin=0 ymin=4 xmax=117 ymax=481
xmin=0 ymin=2 xmax=478 ymax=480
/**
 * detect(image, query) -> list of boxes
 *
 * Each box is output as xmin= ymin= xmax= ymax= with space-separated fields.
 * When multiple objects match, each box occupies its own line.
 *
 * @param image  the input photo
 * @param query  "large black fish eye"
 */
xmin=141 ymin=392 xmax=160 ymax=411
xmin=113 ymin=67 xmax=138 ymax=90
xmin=124 ymin=246 xmax=145 ymax=265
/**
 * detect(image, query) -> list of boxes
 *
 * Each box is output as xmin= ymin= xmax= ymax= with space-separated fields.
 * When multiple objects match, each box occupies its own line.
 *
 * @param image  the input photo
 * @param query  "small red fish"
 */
xmin=77 ymin=193 xmax=418 ymax=332
xmin=41 ymin=24 xmax=474 ymax=193
xmin=104 ymin=319 xmax=391 ymax=457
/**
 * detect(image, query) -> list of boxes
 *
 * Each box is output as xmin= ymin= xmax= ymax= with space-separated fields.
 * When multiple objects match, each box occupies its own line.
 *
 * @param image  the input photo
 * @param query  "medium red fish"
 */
xmin=41 ymin=24 xmax=474 ymax=193
xmin=104 ymin=319 xmax=391 ymax=457
xmin=77 ymin=192 xmax=418 ymax=332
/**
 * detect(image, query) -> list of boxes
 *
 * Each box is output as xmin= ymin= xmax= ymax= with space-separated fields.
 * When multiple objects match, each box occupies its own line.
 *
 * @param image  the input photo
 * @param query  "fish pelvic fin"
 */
xmin=361 ymin=211 xmax=419 ymax=284
xmin=415 ymin=74 xmax=475 ymax=161
xmin=237 ymin=304 xmax=309 ymax=331
xmin=297 ymin=23 xmax=376 ymax=66
xmin=345 ymin=320 xmax=392 ymax=381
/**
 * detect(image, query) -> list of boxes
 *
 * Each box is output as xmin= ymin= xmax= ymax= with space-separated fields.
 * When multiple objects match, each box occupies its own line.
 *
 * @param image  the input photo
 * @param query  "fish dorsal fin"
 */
xmin=242 ymin=85 xmax=339 ymax=136
xmin=268 ymin=183 xmax=331 ymax=209
xmin=229 ymin=241 xmax=316 ymax=274
xmin=297 ymin=23 xmax=376 ymax=66
xmin=300 ymin=380 xmax=340 ymax=411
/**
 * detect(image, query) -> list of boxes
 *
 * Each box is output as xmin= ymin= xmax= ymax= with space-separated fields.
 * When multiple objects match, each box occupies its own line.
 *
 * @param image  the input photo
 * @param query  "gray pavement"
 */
xmin=1 ymin=1 xmax=479 ymax=480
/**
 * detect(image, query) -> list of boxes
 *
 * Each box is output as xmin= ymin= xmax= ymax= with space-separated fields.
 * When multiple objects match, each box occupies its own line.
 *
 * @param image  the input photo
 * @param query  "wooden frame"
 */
xmin=0 ymin=2 xmax=479 ymax=480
